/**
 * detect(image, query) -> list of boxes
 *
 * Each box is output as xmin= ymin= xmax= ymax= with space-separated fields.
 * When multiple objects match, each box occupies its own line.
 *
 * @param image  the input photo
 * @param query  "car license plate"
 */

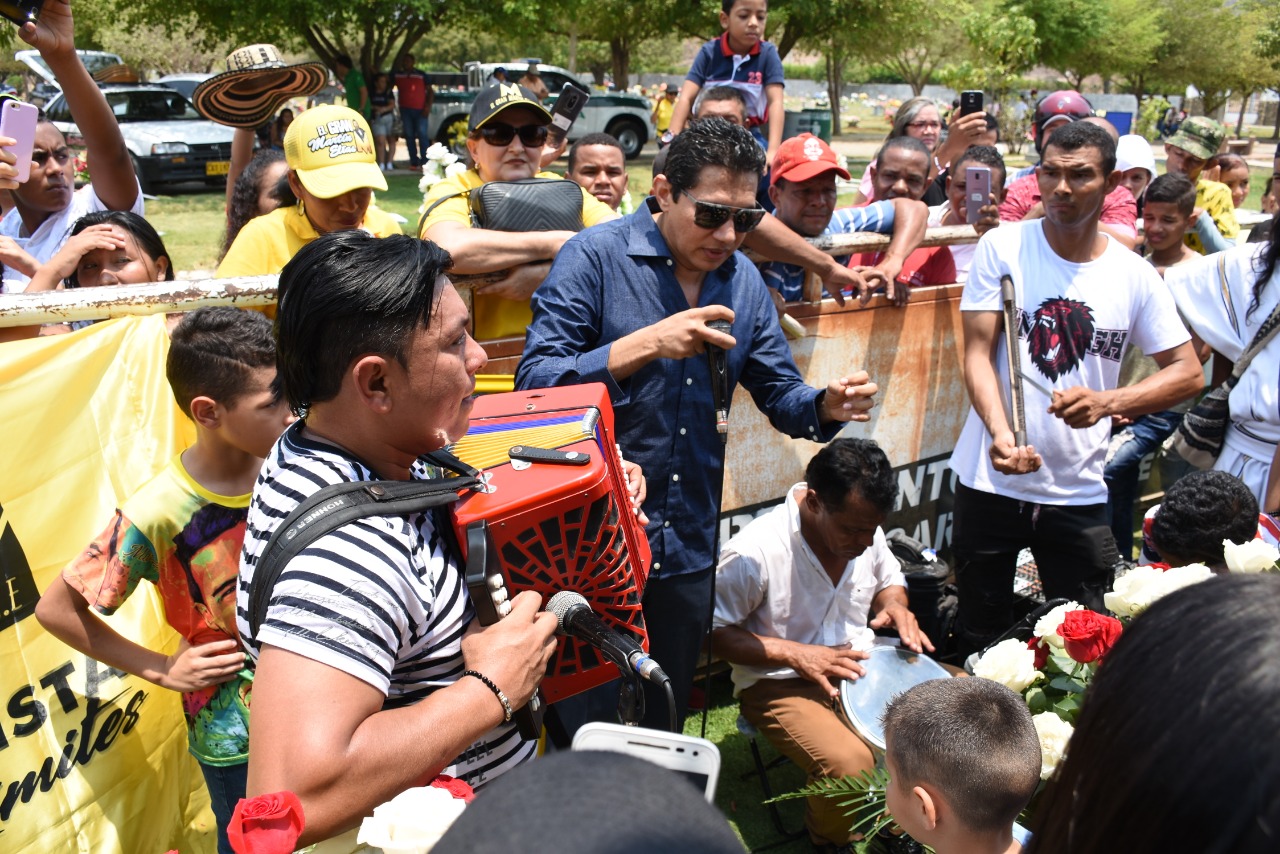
xmin=206 ymin=161 xmax=230 ymax=176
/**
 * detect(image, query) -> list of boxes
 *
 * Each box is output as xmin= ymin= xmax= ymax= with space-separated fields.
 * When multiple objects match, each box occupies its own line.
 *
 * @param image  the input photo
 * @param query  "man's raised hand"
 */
xmin=821 ymin=371 xmax=878 ymax=423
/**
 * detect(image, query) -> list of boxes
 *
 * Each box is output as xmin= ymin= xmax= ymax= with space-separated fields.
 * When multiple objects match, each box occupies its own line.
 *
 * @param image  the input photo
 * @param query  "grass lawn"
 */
xmin=684 ymin=671 xmax=814 ymax=853
xmin=147 ymin=154 xmax=663 ymax=276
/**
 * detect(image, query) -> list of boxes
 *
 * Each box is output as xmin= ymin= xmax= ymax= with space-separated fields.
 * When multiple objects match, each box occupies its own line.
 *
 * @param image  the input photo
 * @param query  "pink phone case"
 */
xmin=1 ymin=100 xmax=39 ymax=184
xmin=966 ymin=165 xmax=991 ymax=225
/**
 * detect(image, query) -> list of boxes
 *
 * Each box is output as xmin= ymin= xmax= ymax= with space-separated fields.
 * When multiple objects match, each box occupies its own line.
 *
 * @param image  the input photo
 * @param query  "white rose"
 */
xmin=356 ymin=786 xmax=468 ymax=854
xmin=1104 ymin=566 xmax=1166 ymax=618
xmin=1105 ymin=564 xmax=1214 ymax=618
xmin=973 ymin=638 xmax=1042 ymax=693
xmin=1223 ymin=538 xmax=1280 ymax=573
xmin=1155 ymin=563 xmax=1214 ymax=598
xmin=425 ymin=142 xmax=450 ymax=162
xmin=1033 ymin=601 xmax=1083 ymax=648
xmin=1032 ymin=712 xmax=1074 ymax=780
xmin=444 ymin=162 xmax=467 ymax=178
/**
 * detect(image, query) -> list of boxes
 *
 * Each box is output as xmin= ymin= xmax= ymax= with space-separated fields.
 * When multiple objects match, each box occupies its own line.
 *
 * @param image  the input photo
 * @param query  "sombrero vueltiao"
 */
xmin=192 ymin=44 xmax=328 ymax=129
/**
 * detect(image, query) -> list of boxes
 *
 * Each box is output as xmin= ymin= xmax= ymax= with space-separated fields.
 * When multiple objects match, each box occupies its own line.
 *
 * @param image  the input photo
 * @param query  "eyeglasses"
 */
xmin=476 ymin=122 xmax=549 ymax=148
xmin=683 ymin=190 xmax=766 ymax=233
xmin=906 ymin=121 xmax=942 ymax=131
xmin=31 ymin=148 xmax=73 ymax=168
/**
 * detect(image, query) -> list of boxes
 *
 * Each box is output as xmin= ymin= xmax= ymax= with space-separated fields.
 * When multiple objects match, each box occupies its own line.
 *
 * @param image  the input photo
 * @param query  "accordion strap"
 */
xmin=246 ymin=450 xmax=481 ymax=637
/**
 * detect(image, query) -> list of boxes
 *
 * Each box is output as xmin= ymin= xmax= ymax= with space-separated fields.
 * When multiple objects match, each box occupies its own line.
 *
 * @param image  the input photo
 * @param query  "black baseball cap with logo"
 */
xmin=469 ymin=82 xmax=553 ymax=132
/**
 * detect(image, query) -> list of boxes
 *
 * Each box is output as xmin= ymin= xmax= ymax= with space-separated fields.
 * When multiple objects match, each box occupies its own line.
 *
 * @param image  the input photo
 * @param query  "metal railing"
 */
xmin=0 ymin=226 xmax=983 ymax=328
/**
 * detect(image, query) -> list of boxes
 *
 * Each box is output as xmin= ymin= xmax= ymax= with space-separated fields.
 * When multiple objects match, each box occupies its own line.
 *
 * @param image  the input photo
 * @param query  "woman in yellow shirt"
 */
xmin=419 ymin=83 xmax=616 ymax=341
xmin=218 ymin=104 xmax=401 ymax=279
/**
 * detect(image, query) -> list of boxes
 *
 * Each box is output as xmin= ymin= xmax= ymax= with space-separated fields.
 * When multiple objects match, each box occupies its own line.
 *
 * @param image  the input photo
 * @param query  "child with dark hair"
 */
xmin=1140 ymin=470 xmax=1280 ymax=569
xmin=0 ymin=210 xmax=176 ymax=342
xmin=929 ymin=144 xmax=1006 ymax=281
xmin=1141 ymin=172 xmax=1198 ymax=271
xmin=884 ymin=677 xmax=1040 ymax=854
xmin=35 ymin=307 xmax=294 ymax=854
xmin=1104 ymin=171 xmax=1202 ymax=557
xmin=666 ymin=0 xmax=783 ymax=165
xmin=221 ymin=148 xmax=289 ymax=260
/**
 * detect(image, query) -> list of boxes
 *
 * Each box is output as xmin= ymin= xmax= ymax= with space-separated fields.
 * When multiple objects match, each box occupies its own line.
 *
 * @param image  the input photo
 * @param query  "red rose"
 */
xmin=228 ymin=791 xmax=305 ymax=854
xmin=1026 ymin=637 xmax=1049 ymax=669
xmin=429 ymin=774 xmax=476 ymax=803
xmin=1057 ymin=610 xmax=1123 ymax=664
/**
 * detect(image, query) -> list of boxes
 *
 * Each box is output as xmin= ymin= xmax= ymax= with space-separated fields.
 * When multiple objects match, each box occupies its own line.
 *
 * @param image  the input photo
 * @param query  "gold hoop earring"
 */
xmin=296 ymin=199 xmax=305 ymax=219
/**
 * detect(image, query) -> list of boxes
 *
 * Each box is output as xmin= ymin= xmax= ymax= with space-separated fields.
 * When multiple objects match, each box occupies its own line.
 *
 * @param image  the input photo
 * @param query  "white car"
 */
xmin=18 ymin=51 xmax=235 ymax=194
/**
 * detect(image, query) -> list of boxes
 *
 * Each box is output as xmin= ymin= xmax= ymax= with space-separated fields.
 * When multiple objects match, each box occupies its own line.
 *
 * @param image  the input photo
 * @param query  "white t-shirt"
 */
xmin=928 ymin=201 xmax=977 ymax=282
xmin=713 ymin=484 xmax=906 ymax=695
xmin=950 ymin=220 xmax=1190 ymax=505
xmin=0 ymin=181 xmax=144 ymax=293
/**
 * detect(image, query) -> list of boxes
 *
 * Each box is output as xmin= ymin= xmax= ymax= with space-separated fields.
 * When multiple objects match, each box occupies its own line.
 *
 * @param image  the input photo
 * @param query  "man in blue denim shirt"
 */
xmin=516 ymin=118 xmax=878 ymax=730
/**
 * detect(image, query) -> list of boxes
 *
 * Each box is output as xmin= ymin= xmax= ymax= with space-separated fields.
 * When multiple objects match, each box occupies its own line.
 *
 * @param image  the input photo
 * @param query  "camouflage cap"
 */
xmin=1167 ymin=116 xmax=1227 ymax=162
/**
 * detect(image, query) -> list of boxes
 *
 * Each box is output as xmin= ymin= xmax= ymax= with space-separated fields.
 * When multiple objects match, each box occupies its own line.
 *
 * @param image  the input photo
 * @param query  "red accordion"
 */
xmin=448 ymin=384 xmax=652 ymax=706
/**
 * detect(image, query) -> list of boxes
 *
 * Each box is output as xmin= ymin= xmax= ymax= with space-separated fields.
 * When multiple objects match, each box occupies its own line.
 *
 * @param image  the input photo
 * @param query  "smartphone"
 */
xmin=1 ymin=99 xmax=39 ymax=183
xmin=546 ymin=81 xmax=592 ymax=147
xmin=572 ymin=722 xmax=721 ymax=802
xmin=959 ymin=90 xmax=984 ymax=116
xmin=965 ymin=165 xmax=992 ymax=225
xmin=0 ymin=0 xmax=41 ymax=26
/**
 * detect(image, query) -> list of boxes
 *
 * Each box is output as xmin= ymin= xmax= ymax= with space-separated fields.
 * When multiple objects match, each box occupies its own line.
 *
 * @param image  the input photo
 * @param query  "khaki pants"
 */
xmin=739 ymin=677 xmax=875 ymax=846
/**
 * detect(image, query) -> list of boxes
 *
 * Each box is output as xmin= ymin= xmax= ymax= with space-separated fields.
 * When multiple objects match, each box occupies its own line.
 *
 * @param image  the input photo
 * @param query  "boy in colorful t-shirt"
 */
xmin=667 ymin=0 xmax=785 ymax=166
xmin=36 ymin=307 xmax=294 ymax=854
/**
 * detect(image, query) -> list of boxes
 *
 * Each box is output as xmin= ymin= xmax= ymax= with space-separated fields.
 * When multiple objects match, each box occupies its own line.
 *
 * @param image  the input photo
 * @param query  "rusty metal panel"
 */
xmin=720 ymin=285 xmax=968 ymax=513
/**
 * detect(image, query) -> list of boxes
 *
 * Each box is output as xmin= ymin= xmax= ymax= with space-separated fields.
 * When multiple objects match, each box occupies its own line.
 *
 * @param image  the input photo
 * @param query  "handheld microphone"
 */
xmin=705 ymin=318 xmax=733 ymax=444
xmin=546 ymin=591 xmax=670 ymax=685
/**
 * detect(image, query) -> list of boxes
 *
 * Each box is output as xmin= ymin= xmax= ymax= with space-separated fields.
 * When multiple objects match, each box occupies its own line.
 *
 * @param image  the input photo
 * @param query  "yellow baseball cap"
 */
xmin=284 ymin=105 xmax=387 ymax=199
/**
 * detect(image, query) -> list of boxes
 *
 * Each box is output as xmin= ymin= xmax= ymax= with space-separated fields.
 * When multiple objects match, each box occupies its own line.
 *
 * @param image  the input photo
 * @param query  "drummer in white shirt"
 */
xmin=711 ymin=438 xmax=932 ymax=852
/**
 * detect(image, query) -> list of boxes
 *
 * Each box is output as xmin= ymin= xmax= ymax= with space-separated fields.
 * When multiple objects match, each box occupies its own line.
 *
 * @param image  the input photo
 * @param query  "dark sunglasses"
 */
xmin=476 ymin=122 xmax=549 ymax=148
xmin=684 ymin=190 xmax=766 ymax=233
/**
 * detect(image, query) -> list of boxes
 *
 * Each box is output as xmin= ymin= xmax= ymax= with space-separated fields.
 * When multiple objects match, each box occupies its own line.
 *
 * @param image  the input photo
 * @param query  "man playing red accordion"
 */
xmin=236 ymin=232 xmax=559 ymax=844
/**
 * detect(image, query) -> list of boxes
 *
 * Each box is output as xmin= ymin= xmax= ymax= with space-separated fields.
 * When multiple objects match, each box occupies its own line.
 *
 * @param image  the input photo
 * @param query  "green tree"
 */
xmin=1057 ymin=0 xmax=1165 ymax=92
xmin=1252 ymin=0 xmax=1280 ymax=136
xmin=938 ymin=0 xmax=1039 ymax=97
xmin=122 ymin=0 xmax=471 ymax=76
xmin=850 ymin=0 xmax=973 ymax=95
xmin=1147 ymin=0 xmax=1269 ymax=119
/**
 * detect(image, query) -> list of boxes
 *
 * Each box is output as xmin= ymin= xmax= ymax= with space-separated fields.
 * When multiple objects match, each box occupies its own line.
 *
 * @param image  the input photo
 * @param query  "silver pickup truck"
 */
xmin=429 ymin=61 xmax=654 ymax=159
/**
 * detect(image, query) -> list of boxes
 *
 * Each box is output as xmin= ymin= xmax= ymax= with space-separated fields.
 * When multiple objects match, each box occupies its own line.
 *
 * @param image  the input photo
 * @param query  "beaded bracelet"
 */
xmin=463 ymin=670 xmax=513 ymax=723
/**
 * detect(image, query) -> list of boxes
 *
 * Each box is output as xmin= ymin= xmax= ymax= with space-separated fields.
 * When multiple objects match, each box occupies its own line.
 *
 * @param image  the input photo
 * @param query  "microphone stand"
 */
xmin=616 ymin=671 xmax=646 ymax=726
xmin=700 ymin=317 xmax=734 ymax=737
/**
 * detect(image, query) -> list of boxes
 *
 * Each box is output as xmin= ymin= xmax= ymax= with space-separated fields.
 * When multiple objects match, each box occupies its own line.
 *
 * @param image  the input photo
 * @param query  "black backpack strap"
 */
xmin=247 ymin=467 xmax=480 ymax=637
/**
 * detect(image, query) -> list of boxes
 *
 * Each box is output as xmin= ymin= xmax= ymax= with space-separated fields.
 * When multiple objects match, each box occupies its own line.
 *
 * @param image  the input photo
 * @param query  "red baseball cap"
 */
xmin=770 ymin=133 xmax=850 ymax=187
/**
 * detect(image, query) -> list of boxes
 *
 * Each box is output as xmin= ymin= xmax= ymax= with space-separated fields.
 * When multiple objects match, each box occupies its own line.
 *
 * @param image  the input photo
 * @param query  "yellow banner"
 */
xmin=0 ymin=317 xmax=214 ymax=853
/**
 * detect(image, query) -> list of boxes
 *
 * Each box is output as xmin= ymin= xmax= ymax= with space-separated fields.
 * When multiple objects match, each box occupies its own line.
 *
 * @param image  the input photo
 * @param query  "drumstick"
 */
xmin=1000 ymin=274 xmax=1027 ymax=448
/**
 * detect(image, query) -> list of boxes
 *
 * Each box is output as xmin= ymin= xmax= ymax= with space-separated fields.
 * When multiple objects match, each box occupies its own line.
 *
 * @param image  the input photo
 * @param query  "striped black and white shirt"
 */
xmin=237 ymin=421 xmax=533 ymax=787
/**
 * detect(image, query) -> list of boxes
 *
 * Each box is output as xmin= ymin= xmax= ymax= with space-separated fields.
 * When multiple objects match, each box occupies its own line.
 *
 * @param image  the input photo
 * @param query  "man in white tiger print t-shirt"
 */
xmin=237 ymin=232 xmax=558 ymax=845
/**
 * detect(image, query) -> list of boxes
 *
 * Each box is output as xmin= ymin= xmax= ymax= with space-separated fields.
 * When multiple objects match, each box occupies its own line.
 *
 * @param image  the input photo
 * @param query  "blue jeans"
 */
xmin=1104 ymin=410 xmax=1183 ymax=558
xmin=200 ymin=760 xmax=248 ymax=854
xmin=401 ymin=107 xmax=430 ymax=165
